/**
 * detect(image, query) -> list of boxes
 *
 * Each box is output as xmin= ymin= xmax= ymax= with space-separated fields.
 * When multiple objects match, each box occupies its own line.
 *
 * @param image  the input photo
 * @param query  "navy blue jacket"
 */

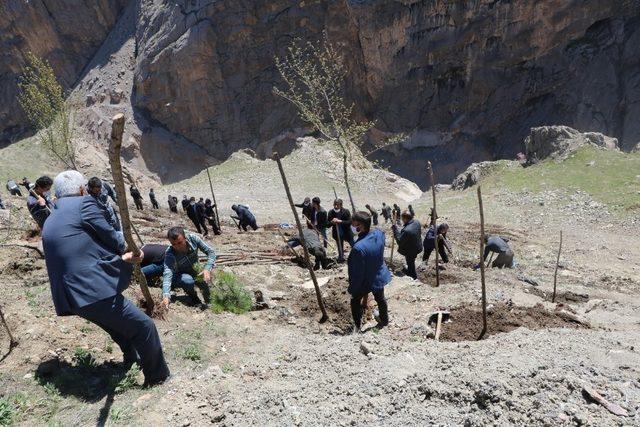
xmin=42 ymin=196 xmax=131 ymax=316
xmin=347 ymin=229 xmax=391 ymax=295
xmin=393 ymin=219 xmax=423 ymax=258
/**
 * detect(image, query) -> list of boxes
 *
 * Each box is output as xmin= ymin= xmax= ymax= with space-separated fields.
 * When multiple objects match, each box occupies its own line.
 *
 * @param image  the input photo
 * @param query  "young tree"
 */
xmin=18 ymin=52 xmax=77 ymax=170
xmin=274 ymin=36 xmax=404 ymax=212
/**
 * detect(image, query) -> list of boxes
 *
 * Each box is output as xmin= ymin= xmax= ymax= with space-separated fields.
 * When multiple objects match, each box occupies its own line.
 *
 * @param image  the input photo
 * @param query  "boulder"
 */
xmin=525 ymin=126 xmax=618 ymax=164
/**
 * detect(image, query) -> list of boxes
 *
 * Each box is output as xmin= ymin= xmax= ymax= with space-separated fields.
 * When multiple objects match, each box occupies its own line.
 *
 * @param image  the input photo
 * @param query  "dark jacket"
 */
xmin=288 ymin=228 xmax=323 ymax=252
xmin=484 ymin=236 xmax=511 ymax=259
xmin=130 ymin=187 xmax=142 ymax=200
xmin=347 ymin=229 xmax=391 ymax=295
xmin=295 ymin=202 xmax=315 ymax=223
xmin=394 ymin=219 xmax=423 ymax=258
xmin=27 ymin=193 xmax=53 ymax=229
xmin=181 ymin=198 xmax=189 ymax=211
xmin=187 ymin=202 xmax=199 ymax=221
xmin=382 ymin=205 xmax=392 ymax=219
xmin=195 ymin=201 xmax=206 ymax=220
xmin=102 ymin=182 xmax=117 ymax=204
xmin=140 ymin=244 xmax=169 ymax=267
xmin=42 ymin=196 xmax=131 ymax=316
xmin=149 ymin=191 xmax=157 ymax=202
xmin=314 ymin=207 xmax=328 ymax=230
xmin=327 ymin=208 xmax=353 ymax=241
xmin=232 ymin=205 xmax=256 ymax=225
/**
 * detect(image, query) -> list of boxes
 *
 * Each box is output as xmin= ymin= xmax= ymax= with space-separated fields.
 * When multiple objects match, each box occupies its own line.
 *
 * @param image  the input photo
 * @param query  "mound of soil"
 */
xmin=438 ymin=302 xmax=588 ymax=342
xmin=292 ymin=275 xmax=354 ymax=333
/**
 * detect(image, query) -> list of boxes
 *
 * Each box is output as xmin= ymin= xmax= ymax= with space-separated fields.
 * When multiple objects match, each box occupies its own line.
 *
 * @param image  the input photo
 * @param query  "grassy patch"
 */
xmin=0 ymin=397 xmax=14 ymax=426
xmin=72 ymin=348 xmax=96 ymax=369
xmin=109 ymin=406 xmax=131 ymax=424
xmin=482 ymin=147 xmax=640 ymax=212
xmin=110 ymin=364 xmax=140 ymax=394
xmin=179 ymin=344 xmax=202 ymax=362
xmin=210 ymin=271 xmax=252 ymax=314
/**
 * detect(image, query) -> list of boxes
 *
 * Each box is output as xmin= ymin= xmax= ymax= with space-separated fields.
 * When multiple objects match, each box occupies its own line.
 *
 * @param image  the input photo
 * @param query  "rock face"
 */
xmin=525 ymin=126 xmax=618 ymax=164
xmin=0 ymin=0 xmax=128 ymax=143
xmin=1 ymin=0 xmax=639 ymax=185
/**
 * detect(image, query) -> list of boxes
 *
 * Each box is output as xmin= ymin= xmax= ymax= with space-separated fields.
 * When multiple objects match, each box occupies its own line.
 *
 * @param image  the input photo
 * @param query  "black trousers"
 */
xmin=350 ymin=289 xmax=388 ymax=329
xmin=208 ymin=218 xmax=221 ymax=235
xmin=423 ymin=241 xmax=449 ymax=263
xmin=151 ymin=199 xmax=159 ymax=209
xmin=72 ymin=294 xmax=169 ymax=382
xmin=405 ymin=256 xmax=417 ymax=279
xmin=134 ymin=198 xmax=143 ymax=210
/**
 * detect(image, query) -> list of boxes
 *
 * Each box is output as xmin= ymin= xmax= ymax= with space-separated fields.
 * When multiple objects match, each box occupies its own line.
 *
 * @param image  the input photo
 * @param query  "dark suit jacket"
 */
xmin=42 ymin=196 xmax=131 ymax=316
xmin=393 ymin=219 xmax=423 ymax=258
xmin=327 ymin=208 xmax=353 ymax=241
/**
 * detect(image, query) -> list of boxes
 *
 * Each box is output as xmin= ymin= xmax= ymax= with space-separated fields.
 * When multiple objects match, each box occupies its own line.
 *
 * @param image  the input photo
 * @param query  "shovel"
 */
xmin=428 ymin=310 xmax=451 ymax=341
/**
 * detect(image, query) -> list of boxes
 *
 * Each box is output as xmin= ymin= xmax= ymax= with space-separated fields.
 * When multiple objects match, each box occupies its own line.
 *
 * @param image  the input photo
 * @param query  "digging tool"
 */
xmin=477 ymin=186 xmax=488 ymax=340
xmin=130 ymin=222 xmax=145 ymax=247
xmin=206 ymin=167 xmax=221 ymax=231
xmin=230 ymin=216 xmax=240 ymax=230
xmin=552 ymin=230 xmax=563 ymax=303
xmin=332 ymin=186 xmax=338 ymax=200
xmin=389 ymin=211 xmax=396 ymax=265
xmin=274 ymin=152 xmax=329 ymax=323
xmin=427 ymin=161 xmax=439 ymax=287
xmin=428 ymin=310 xmax=450 ymax=341
xmin=277 ymin=228 xmax=303 ymax=263
xmin=28 ymin=188 xmax=52 ymax=214
xmin=302 ymin=213 xmax=335 ymax=250
xmin=108 ymin=114 xmax=156 ymax=316
xmin=0 ymin=303 xmax=17 ymax=352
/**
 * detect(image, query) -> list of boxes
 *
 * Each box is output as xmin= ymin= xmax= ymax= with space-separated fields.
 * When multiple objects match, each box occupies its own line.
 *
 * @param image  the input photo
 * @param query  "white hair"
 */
xmin=54 ymin=170 xmax=87 ymax=199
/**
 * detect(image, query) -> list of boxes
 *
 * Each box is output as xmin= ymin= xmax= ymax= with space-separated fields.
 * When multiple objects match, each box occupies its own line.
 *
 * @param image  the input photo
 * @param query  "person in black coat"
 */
xmin=392 ymin=204 xmax=401 ymax=225
xmin=149 ymin=189 xmax=159 ymax=209
xmin=312 ymin=197 xmax=328 ymax=248
xmin=381 ymin=203 xmax=392 ymax=223
xmin=204 ymin=199 xmax=221 ymax=235
xmin=231 ymin=204 xmax=258 ymax=231
xmin=365 ymin=204 xmax=379 ymax=226
xmin=181 ymin=195 xmax=189 ymax=212
xmin=423 ymin=223 xmax=452 ymax=265
xmin=168 ymin=195 xmax=178 ymax=213
xmin=130 ymin=185 xmax=143 ymax=210
xmin=295 ymin=197 xmax=315 ymax=229
xmin=328 ymin=199 xmax=354 ymax=263
xmin=195 ymin=198 xmax=209 ymax=237
xmin=392 ymin=210 xmax=423 ymax=279
xmin=187 ymin=197 xmax=207 ymax=235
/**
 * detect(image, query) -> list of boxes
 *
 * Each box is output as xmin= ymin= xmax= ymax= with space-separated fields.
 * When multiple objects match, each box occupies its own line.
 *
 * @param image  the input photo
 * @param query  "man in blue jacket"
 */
xmin=347 ymin=211 xmax=392 ymax=332
xmin=231 ymin=204 xmax=258 ymax=231
xmin=42 ymin=170 xmax=169 ymax=387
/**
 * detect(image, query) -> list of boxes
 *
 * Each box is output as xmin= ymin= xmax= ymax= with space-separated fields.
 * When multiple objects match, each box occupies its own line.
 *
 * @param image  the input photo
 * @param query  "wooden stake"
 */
xmin=206 ymin=167 xmax=221 ymax=231
xmin=274 ymin=153 xmax=329 ymax=323
xmin=390 ymin=211 xmax=396 ymax=265
xmin=0 ymin=303 xmax=17 ymax=351
xmin=108 ymin=114 xmax=155 ymax=315
xmin=552 ymin=231 xmax=563 ymax=303
xmin=477 ymin=186 xmax=488 ymax=340
xmin=428 ymin=161 xmax=440 ymax=287
xmin=332 ymin=186 xmax=338 ymax=200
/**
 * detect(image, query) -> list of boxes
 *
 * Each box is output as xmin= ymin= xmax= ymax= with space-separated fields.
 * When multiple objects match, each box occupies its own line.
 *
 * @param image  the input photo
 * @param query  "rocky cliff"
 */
xmin=0 ymin=0 xmax=128 ymax=142
xmin=2 ymin=0 xmax=639 ymax=186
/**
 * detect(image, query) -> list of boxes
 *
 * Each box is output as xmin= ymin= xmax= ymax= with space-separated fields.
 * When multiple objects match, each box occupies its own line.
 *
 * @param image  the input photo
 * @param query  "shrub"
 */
xmin=210 ymin=271 xmax=252 ymax=314
xmin=179 ymin=344 xmax=202 ymax=362
xmin=111 ymin=363 xmax=141 ymax=394
xmin=72 ymin=348 xmax=96 ymax=369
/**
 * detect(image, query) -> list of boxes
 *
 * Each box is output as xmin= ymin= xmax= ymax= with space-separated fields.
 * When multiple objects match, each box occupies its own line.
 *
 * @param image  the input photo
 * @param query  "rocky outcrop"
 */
xmin=525 ymin=126 xmax=618 ymax=164
xmin=2 ymin=0 xmax=639 ymax=186
xmin=451 ymin=160 xmax=516 ymax=190
xmin=0 ymin=0 xmax=128 ymax=144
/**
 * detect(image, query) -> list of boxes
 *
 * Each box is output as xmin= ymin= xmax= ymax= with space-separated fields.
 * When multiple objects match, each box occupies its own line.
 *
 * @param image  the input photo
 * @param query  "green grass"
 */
xmin=108 ymin=406 xmax=131 ymax=424
xmin=111 ymin=364 xmax=140 ymax=394
xmin=179 ymin=344 xmax=202 ymax=362
xmin=210 ymin=271 xmax=252 ymax=314
xmin=0 ymin=135 xmax=59 ymax=181
xmin=0 ymin=397 xmax=14 ymax=426
xmin=72 ymin=348 xmax=96 ymax=369
xmin=481 ymin=147 xmax=640 ymax=212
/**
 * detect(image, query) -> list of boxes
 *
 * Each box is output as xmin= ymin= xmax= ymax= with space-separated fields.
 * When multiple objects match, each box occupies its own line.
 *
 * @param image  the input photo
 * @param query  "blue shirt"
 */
xmin=162 ymin=233 xmax=216 ymax=296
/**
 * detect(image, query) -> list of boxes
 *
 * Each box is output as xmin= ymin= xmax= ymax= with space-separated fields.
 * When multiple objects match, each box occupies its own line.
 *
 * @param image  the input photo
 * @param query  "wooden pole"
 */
xmin=390 ymin=211 xmax=396 ymax=265
xmin=428 ymin=161 xmax=440 ymax=287
xmin=206 ymin=167 xmax=221 ymax=231
xmin=552 ymin=231 xmax=563 ymax=303
xmin=332 ymin=187 xmax=338 ymax=200
xmin=477 ymin=186 xmax=488 ymax=340
xmin=0 ymin=303 xmax=17 ymax=350
xmin=274 ymin=153 xmax=329 ymax=322
xmin=108 ymin=114 xmax=155 ymax=314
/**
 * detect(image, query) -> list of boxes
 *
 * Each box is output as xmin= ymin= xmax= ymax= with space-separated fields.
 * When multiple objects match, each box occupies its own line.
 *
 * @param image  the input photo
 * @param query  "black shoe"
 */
xmin=143 ymin=373 xmax=171 ymax=388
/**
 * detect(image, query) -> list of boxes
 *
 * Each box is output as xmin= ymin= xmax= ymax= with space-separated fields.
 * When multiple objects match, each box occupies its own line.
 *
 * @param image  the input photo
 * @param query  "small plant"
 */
xmin=79 ymin=325 xmax=93 ymax=334
xmin=109 ymin=406 xmax=131 ymax=424
xmin=111 ymin=363 xmax=140 ymax=394
xmin=221 ymin=363 xmax=234 ymax=373
xmin=25 ymin=290 xmax=39 ymax=308
xmin=179 ymin=344 xmax=202 ymax=362
xmin=104 ymin=340 xmax=113 ymax=354
xmin=0 ymin=397 xmax=14 ymax=427
xmin=72 ymin=348 xmax=96 ymax=369
xmin=210 ymin=271 xmax=252 ymax=314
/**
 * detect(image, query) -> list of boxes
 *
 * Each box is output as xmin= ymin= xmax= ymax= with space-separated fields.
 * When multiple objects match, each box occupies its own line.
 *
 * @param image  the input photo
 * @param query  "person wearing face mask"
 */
xmin=392 ymin=210 xmax=423 ymax=279
xmin=328 ymin=199 xmax=354 ymax=263
xmin=347 ymin=211 xmax=392 ymax=332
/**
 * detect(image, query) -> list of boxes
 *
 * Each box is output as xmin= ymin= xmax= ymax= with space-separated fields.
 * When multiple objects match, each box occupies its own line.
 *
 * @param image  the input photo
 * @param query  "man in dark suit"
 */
xmin=311 ymin=197 xmax=328 ymax=248
xmin=347 ymin=211 xmax=392 ymax=331
xmin=231 ymin=204 xmax=258 ymax=231
xmin=392 ymin=210 xmax=423 ymax=279
xmin=42 ymin=170 xmax=169 ymax=387
xmin=295 ymin=197 xmax=315 ymax=229
xmin=328 ymin=199 xmax=354 ymax=263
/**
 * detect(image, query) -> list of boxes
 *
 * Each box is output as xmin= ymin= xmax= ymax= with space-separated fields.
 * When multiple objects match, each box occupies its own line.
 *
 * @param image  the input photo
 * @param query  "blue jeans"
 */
xmin=141 ymin=264 xmax=197 ymax=298
xmin=141 ymin=263 xmax=164 ymax=283
xmin=72 ymin=294 xmax=169 ymax=382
